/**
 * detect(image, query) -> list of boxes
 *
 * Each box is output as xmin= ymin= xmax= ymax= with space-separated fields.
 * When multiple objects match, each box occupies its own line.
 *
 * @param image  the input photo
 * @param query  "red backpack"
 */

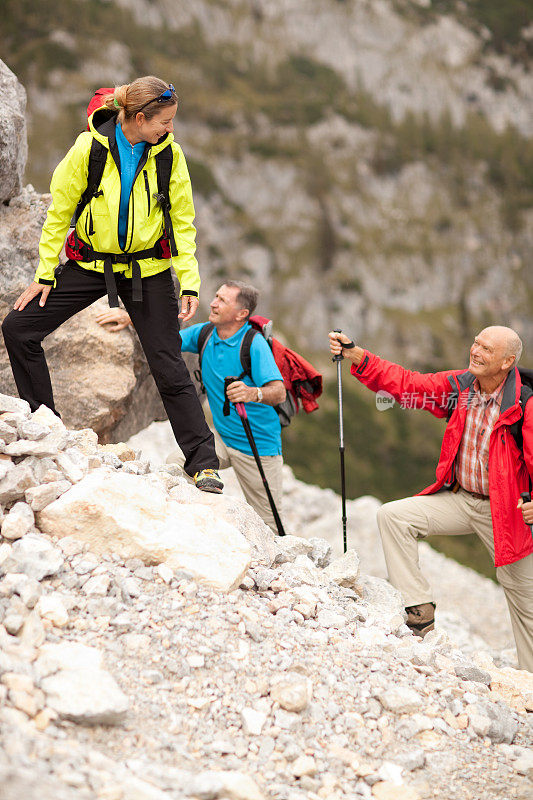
xmin=197 ymin=315 xmax=323 ymax=426
xmin=86 ymin=88 xmax=114 ymax=128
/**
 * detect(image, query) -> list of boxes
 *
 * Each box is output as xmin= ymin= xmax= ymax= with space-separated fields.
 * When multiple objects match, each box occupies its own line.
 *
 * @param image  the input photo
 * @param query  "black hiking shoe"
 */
xmin=194 ymin=469 xmax=224 ymax=494
xmin=405 ymin=602 xmax=436 ymax=638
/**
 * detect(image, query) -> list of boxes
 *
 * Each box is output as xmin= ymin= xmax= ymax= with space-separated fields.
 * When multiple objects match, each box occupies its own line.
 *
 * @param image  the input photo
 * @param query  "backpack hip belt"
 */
xmin=70 ymin=237 xmax=166 ymax=307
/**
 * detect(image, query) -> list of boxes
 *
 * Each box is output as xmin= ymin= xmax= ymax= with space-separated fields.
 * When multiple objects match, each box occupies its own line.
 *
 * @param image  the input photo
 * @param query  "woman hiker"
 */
xmin=2 ymin=76 xmax=223 ymax=493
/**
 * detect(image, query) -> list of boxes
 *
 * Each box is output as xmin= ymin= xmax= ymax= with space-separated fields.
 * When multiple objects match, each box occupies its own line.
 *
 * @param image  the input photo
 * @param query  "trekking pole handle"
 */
xmin=520 ymin=492 xmax=531 ymax=504
xmin=332 ymin=329 xmax=344 ymax=363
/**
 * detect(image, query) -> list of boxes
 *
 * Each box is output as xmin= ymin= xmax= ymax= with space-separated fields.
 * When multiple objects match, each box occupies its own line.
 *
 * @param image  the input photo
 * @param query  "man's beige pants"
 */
xmin=377 ymin=488 xmax=533 ymax=672
xmin=167 ymin=429 xmax=283 ymax=534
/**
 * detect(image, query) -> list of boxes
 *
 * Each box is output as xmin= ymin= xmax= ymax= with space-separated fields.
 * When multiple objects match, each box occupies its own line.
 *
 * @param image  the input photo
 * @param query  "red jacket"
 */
xmin=351 ymin=351 xmax=533 ymax=567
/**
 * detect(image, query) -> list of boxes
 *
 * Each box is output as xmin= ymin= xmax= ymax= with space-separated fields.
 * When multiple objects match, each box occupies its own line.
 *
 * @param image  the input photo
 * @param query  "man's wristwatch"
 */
xmin=256 ymin=387 xmax=263 ymax=403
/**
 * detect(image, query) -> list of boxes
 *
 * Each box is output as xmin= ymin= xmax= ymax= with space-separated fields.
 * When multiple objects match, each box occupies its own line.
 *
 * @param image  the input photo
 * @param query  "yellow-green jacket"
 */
xmin=35 ymin=109 xmax=200 ymax=297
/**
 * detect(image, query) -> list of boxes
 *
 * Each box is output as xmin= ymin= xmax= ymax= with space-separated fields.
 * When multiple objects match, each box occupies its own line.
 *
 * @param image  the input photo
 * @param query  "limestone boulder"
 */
xmin=0 ymin=60 xmax=27 ymax=202
xmin=37 ymin=469 xmax=252 ymax=592
xmin=169 ymin=478 xmax=279 ymax=566
xmin=0 ymin=290 xmax=167 ymax=442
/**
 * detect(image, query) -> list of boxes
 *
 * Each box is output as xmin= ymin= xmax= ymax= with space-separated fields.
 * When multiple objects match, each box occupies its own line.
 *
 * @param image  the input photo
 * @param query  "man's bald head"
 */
xmin=469 ymin=326 xmax=523 ymax=392
xmin=479 ymin=326 xmax=522 ymax=365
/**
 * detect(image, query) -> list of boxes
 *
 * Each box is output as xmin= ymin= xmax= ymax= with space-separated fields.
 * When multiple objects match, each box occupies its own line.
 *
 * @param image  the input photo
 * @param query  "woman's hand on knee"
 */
xmin=178 ymin=295 xmax=199 ymax=322
xmin=14 ymin=282 xmax=52 ymax=311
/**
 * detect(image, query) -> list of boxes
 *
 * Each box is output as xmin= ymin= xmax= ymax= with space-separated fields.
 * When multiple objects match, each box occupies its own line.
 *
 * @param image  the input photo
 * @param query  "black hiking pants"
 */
xmin=1 ymin=262 xmax=218 ymax=476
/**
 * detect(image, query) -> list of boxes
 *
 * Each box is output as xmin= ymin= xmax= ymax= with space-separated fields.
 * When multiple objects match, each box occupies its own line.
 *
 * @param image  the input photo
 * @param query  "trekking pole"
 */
xmin=234 ymin=402 xmax=286 ymax=537
xmin=333 ymin=329 xmax=348 ymax=553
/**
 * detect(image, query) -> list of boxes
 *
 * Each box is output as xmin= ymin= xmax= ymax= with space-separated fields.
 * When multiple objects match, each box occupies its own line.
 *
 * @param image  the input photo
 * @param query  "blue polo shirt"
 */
xmin=180 ymin=322 xmax=283 ymax=456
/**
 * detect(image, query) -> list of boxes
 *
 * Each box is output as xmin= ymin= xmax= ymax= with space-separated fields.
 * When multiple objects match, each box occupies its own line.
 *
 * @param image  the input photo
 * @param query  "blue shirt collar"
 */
xmin=212 ymin=322 xmax=250 ymax=347
xmin=116 ymin=123 xmax=146 ymax=154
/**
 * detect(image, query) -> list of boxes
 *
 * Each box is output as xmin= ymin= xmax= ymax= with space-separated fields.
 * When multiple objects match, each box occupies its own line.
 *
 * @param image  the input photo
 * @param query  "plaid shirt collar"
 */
xmin=471 ymin=378 xmax=506 ymax=409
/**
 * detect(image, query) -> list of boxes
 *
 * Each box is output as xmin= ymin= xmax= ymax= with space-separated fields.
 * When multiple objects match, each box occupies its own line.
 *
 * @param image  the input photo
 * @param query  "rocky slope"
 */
xmin=1 ymin=391 xmax=532 ymax=800
xmin=128 ymin=419 xmax=515 ymax=655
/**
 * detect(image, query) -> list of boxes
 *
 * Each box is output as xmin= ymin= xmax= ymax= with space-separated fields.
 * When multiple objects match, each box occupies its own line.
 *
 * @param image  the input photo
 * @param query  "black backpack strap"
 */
xmin=155 ymin=146 xmax=178 ymax=258
xmin=238 ymin=328 xmax=259 ymax=382
xmin=73 ymin=138 xmax=107 ymax=234
xmin=192 ymin=322 xmax=215 ymax=394
xmin=197 ymin=322 xmax=215 ymax=368
xmin=508 ymin=386 xmax=533 ymax=451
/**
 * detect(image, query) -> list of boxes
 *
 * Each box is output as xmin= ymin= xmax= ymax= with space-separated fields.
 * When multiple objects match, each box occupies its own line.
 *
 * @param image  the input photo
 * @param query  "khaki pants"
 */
xmin=167 ymin=429 xmax=283 ymax=534
xmin=377 ymin=489 xmax=533 ymax=672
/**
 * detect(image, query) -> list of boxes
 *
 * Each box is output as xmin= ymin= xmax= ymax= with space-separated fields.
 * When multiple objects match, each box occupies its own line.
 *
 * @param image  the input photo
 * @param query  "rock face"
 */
xmin=38 ymin=469 xmax=252 ymax=592
xmin=0 ymin=61 xmax=27 ymax=202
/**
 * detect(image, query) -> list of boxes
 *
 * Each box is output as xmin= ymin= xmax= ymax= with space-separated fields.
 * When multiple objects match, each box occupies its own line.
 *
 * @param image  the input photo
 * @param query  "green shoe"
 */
xmin=194 ymin=469 xmax=224 ymax=494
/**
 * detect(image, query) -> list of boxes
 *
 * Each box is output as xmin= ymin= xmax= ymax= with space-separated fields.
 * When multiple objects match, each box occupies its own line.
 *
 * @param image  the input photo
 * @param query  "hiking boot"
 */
xmin=194 ymin=469 xmax=223 ymax=494
xmin=405 ymin=602 xmax=436 ymax=638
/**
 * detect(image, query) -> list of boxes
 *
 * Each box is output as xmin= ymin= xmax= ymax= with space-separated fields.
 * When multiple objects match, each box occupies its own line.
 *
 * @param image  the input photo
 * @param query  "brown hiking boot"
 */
xmin=405 ymin=602 xmax=436 ymax=638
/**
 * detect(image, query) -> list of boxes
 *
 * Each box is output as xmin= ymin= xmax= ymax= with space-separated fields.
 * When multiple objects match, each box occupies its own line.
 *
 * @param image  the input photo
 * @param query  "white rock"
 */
xmin=1 ymin=501 xmax=34 ymax=540
xmin=217 ymin=771 xmax=265 ymax=800
xmin=0 ymin=422 xmax=17 ymax=444
xmin=0 ymin=462 xmax=38 ymax=504
xmin=378 ymin=687 xmax=424 ymax=714
xmin=38 ymin=470 xmax=252 ymax=592
xmin=67 ymin=428 xmax=99 ymax=455
xmin=241 ymin=707 xmax=267 ymax=735
xmin=0 ymin=572 xmax=27 ymax=597
xmin=324 ymin=549 xmax=361 ymax=589
xmin=307 ymin=536 xmax=332 ymax=567
xmin=0 ymin=394 xmax=31 ymax=416
xmin=36 ymin=594 xmax=69 ymax=627
xmin=317 ymin=608 xmax=347 ymax=629
xmin=54 ymin=449 xmax=88 ymax=483
xmin=19 ymin=578 xmax=42 ymax=608
xmin=19 ymin=610 xmax=45 ymax=648
xmin=35 ymin=642 xmax=103 ymax=679
xmin=270 ymin=673 xmax=312 ymax=712
xmin=4 ymin=613 xmax=25 ymax=635
xmin=156 ymin=563 xmax=173 ymax=583
xmin=0 ymin=456 xmax=14 ymax=481
xmin=41 ymin=668 xmax=129 ymax=725
xmin=17 ymin=420 xmax=50 ymax=441
xmin=0 ymin=542 xmax=12 ymax=571
xmin=2 ymin=533 xmax=64 ymax=581
xmin=170 ymin=481 xmax=277 ymax=567
xmin=273 ymin=534 xmax=313 ymax=564
xmin=82 ymin=574 xmax=110 ymax=597
xmin=31 ymin=404 xmax=66 ymax=430
xmin=3 ymin=428 xmax=68 ymax=457
xmin=24 ymin=480 xmax=71 ymax=512
xmin=514 ymin=753 xmax=533 ymax=778
xmin=292 ymin=755 xmax=317 ymax=777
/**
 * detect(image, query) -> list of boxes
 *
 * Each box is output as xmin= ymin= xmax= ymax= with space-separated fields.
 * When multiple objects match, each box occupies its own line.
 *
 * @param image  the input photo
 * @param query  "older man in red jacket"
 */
xmin=329 ymin=326 xmax=533 ymax=672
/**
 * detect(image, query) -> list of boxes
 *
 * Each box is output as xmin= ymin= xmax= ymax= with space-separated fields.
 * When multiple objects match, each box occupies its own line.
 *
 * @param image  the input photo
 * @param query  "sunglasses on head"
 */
xmin=137 ymin=84 xmax=176 ymax=114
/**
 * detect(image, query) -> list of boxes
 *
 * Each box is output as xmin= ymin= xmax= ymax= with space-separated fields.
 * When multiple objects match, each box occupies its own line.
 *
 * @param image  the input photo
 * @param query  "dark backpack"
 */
xmin=447 ymin=367 xmax=533 ymax=450
xmin=195 ymin=316 xmax=323 ymax=427
xmin=66 ymin=88 xmax=177 ymax=260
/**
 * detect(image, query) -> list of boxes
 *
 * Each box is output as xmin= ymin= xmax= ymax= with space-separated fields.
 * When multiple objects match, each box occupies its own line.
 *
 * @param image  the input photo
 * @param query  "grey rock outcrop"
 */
xmin=0 ymin=61 xmax=27 ymax=202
